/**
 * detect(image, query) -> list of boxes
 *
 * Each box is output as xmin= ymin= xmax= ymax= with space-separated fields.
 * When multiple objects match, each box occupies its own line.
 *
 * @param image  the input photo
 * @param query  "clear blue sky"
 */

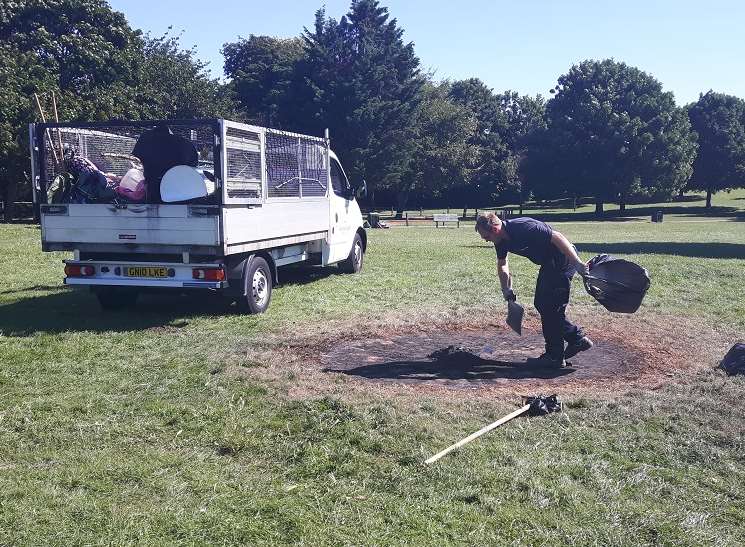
xmin=108 ymin=0 xmax=745 ymax=105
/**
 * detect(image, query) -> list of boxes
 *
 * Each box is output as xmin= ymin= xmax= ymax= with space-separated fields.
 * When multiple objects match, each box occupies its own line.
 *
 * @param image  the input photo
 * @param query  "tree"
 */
xmin=0 ymin=1 xmax=235 ymax=220
xmin=222 ymin=35 xmax=305 ymax=126
xmin=448 ymin=79 xmax=519 ymax=205
xmin=687 ymin=91 xmax=745 ymax=207
xmin=403 ymin=81 xmax=477 ymax=208
xmin=137 ymin=32 xmax=236 ymax=120
xmin=0 ymin=43 xmax=53 ymax=219
xmin=497 ymin=91 xmax=546 ymax=150
xmin=539 ymin=59 xmax=697 ymax=214
xmin=0 ymin=0 xmax=143 ymax=219
xmin=300 ymin=1 xmax=425 ymax=212
xmin=496 ymin=91 xmax=546 ymax=206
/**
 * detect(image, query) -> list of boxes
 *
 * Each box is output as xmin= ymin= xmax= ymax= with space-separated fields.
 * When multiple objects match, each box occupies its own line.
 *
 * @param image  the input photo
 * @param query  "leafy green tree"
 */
xmin=402 ymin=81 xmax=477 ymax=208
xmin=0 ymin=0 xmax=143 ymax=219
xmin=0 ymin=1 xmax=235 ymax=219
xmin=496 ymin=91 xmax=546 ymax=205
xmin=687 ymin=91 xmax=745 ymax=207
xmin=0 ymin=0 xmax=140 ymax=85
xmin=497 ymin=91 xmax=546 ymax=150
xmin=0 ymin=43 xmax=54 ymax=219
xmin=300 ymin=1 xmax=424 ymax=212
xmin=222 ymin=35 xmax=305 ymax=126
xmin=539 ymin=59 xmax=697 ymax=214
xmin=448 ymin=79 xmax=517 ymax=205
xmin=137 ymin=32 xmax=236 ymax=120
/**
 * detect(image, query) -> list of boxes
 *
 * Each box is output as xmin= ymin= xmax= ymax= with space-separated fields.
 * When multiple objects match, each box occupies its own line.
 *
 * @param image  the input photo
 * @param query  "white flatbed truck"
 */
xmin=29 ymin=119 xmax=367 ymax=313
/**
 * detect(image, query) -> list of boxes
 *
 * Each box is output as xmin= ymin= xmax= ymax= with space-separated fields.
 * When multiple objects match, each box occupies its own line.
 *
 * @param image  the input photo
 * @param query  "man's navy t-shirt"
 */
xmin=495 ymin=217 xmax=565 ymax=267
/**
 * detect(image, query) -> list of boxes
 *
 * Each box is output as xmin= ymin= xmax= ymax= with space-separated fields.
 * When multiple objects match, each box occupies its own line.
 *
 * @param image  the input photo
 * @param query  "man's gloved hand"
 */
xmin=502 ymin=287 xmax=516 ymax=301
xmin=574 ymin=260 xmax=590 ymax=277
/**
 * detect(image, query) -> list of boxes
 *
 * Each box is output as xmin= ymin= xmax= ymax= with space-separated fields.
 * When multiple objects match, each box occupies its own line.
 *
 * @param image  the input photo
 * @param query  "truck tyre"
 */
xmin=96 ymin=287 xmax=138 ymax=311
xmin=339 ymin=233 xmax=364 ymax=274
xmin=237 ymin=256 xmax=272 ymax=314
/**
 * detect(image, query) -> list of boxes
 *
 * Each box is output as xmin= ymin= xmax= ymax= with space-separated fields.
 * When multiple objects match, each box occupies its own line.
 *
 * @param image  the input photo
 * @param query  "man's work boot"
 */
xmin=564 ymin=336 xmax=594 ymax=359
xmin=526 ymin=353 xmax=566 ymax=368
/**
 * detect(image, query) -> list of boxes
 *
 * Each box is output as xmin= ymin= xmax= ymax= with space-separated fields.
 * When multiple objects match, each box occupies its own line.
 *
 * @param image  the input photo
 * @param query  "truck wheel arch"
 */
xmin=226 ymin=252 xmax=278 ymax=296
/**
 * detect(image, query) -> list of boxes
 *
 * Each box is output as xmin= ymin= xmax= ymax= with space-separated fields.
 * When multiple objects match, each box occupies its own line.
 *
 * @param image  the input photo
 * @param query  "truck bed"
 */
xmin=40 ymin=200 xmax=332 ymax=255
xmin=41 ymin=204 xmax=220 ymax=251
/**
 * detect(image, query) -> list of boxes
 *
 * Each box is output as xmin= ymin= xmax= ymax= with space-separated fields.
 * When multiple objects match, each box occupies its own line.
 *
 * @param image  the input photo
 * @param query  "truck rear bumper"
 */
xmin=63 ymin=259 xmax=228 ymax=290
xmin=64 ymin=278 xmax=227 ymax=289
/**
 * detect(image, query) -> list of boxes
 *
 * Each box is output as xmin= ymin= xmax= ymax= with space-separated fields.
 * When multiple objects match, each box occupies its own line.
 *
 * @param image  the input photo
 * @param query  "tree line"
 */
xmin=2 ymin=0 xmax=745 ymax=220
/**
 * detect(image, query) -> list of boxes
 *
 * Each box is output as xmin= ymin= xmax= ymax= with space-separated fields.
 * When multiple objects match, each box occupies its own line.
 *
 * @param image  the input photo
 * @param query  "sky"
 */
xmin=108 ymin=0 xmax=745 ymax=105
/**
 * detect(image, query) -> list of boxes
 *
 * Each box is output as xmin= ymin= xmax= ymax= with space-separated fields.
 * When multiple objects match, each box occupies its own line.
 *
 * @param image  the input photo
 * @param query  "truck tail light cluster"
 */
xmin=65 ymin=264 xmax=95 ymax=277
xmin=192 ymin=268 xmax=225 ymax=281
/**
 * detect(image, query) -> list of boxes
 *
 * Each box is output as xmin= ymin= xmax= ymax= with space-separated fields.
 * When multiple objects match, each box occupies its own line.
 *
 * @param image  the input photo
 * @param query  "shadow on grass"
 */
xmin=0 ymin=284 xmax=61 ymax=295
xmin=0 ymin=266 xmax=342 ymax=337
xmin=278 ymin=265 xmax=338 ymax=287
xmin=0 ymin=289 xmax=230 ymax=336
xmin=523 ymin=212 xmax=642 ymax=222
xmin=576 ymin=241 xmax=745 ymax=259
xmin=527 ymin=205 xmax=745 ymax=223
xmin=324 ymin=351 xmax=575 ymax=381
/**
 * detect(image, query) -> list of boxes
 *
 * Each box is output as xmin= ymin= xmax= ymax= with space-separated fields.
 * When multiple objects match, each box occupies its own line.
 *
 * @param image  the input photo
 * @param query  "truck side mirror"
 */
xmin=355 ymin=179 xmax=368 ymax=199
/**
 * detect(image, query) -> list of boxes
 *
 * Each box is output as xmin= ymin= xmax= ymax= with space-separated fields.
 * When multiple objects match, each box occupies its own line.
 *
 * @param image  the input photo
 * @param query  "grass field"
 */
xmin=1 ymin=191 xmax=744 ymax=544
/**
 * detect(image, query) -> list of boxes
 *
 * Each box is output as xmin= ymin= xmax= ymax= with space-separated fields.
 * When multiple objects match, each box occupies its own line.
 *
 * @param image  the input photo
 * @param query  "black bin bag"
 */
xmin=719 ymin=343 xmax=745 ymax=376
xmin=583 ymin=254 xmax=650 ymax=313
xmin=132 ymin=125 xmax=198 ymax=203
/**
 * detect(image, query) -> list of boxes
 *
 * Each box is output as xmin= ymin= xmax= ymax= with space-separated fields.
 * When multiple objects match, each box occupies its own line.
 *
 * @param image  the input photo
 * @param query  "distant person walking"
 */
xmin=475 ymin=212 xmax=594 ymax=367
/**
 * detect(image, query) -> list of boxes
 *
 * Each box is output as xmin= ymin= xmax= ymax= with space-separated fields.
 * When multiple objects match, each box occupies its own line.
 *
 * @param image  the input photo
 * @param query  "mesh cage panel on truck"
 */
xmin=36 ymin=120 xmax=220 ymax=205
xmin=224 ymin=125 xmax=262 ymax=200
xmin=265 ymin=129 xmax=328 ymax=199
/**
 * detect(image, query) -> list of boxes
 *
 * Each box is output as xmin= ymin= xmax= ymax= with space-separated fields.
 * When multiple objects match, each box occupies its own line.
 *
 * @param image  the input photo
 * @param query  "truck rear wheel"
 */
xmin=237 ymin=257 xmax=272 ymax=314
xmin=95 ymin=287 xmax=138 ymax=311
xmin=339 ymin=233 xmax=364 ymax=274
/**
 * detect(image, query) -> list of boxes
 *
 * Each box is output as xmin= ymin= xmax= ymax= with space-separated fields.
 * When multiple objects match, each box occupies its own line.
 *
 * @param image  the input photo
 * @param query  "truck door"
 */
xmin=325 ymin=156 xmax=356 ymax=264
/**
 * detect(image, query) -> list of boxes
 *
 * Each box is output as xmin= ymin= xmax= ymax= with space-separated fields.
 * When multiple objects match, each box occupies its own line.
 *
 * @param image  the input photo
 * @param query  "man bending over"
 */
xmin=475 ymin=212 xmax=594 ymax=367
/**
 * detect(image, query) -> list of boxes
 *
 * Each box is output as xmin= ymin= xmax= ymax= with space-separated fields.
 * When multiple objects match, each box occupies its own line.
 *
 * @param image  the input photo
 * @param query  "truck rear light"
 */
xmin=192 ymin=268 xmax=225 ymax=281
xmin=65 ymin=265 xmax=95 ymax=277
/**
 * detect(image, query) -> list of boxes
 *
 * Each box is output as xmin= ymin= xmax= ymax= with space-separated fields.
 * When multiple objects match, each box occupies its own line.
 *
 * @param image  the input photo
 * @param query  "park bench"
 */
xmin=433 ymin=213 xmax=460 ymax=227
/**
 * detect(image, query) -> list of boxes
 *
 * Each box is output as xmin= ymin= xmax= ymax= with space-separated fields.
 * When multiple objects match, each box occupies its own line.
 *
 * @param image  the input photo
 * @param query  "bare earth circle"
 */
xmin=322 ymin=328 xmax=639 ymax=390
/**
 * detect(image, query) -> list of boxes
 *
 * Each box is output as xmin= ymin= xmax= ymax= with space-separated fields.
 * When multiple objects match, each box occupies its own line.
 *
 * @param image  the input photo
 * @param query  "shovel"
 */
xmin=506 ymin=299 xmax=524 ymax=335
xmin=424 ymin=395 xmax=562 ymax=464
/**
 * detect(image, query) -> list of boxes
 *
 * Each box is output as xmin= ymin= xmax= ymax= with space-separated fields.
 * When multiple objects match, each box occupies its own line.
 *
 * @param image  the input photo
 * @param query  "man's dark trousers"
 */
xmin=533 ymin=260 xmax=585 ymax=359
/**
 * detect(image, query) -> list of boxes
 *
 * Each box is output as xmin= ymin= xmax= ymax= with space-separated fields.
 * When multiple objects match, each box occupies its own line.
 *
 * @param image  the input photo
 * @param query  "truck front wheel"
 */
xmin=339 ymin=233 xmax=364 ymax=274
xmin=237 ymin=257 xmax=272 ymax=314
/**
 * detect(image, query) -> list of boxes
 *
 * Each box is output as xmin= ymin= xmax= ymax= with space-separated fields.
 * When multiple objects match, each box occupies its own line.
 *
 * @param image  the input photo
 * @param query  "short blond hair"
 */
xmin=475 ymin=211 xmax=500 ymax=233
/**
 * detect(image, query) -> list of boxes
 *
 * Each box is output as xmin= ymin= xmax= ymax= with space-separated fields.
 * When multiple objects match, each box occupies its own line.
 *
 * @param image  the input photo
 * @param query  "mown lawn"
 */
xmin=1 ymin=192 xmax=744 ymax=545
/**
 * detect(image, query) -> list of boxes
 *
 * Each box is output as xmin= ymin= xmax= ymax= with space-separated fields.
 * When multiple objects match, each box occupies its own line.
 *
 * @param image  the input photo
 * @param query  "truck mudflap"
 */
xmin=62 ymin=260 xmax=229 ymax=290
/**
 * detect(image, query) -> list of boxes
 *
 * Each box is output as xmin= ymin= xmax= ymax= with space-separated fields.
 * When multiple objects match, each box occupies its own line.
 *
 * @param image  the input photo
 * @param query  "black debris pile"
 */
xmin=428 ymin=345 xmax=482 ymax=365
xmin=719 ymin=343 xmax=745 ymax=376
xmin=523 ymin=394 xmax=562 ymax=416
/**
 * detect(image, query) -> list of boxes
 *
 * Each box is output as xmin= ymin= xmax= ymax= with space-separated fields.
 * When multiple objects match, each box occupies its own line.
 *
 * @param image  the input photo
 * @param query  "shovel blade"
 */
xmin=506 ymin=301 xmax=524 ymax=335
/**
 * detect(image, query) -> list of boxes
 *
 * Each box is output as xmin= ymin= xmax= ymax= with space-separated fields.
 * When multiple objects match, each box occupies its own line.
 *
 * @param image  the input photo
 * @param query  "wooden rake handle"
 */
xmin=424 ymin=404 xmax=531 ymax=465
xmin=33 ymin=93 xmax=60 ymax=166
